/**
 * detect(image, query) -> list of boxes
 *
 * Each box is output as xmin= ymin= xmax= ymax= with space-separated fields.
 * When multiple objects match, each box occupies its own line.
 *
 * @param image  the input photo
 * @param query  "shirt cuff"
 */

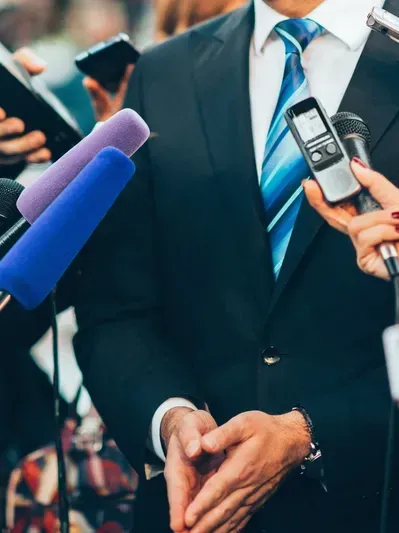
xmin=150 ymin=398 xmax=198 ymax=461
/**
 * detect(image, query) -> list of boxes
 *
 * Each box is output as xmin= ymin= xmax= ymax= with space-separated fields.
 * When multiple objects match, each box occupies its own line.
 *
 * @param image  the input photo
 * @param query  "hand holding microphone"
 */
xmin=303 ymin=160 xmax=399 ymax=281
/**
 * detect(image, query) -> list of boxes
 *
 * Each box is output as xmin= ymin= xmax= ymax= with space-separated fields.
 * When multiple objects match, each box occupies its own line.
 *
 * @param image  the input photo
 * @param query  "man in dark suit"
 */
xmin=74 ymin=0 xmax=399 ymax=531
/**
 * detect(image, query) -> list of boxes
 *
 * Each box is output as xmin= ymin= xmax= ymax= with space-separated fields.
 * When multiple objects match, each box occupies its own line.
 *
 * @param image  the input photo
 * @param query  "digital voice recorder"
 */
xmin=367 ymin=6 xmax=399 ymax=43
xmin=284 ymin=97 xmax=361 ymax=204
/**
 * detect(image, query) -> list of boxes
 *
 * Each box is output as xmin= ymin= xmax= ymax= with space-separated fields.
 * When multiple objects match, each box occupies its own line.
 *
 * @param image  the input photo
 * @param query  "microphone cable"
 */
xmin=379 ymin=275 xmax=399 ymax=533
xmin=50 ymin=287 xmax=70 ymax=533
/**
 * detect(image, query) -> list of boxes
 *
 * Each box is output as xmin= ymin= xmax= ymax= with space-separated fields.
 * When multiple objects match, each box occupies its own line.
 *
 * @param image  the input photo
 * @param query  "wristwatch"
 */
xmin=292 ymin=405 xmax=325 ymax=483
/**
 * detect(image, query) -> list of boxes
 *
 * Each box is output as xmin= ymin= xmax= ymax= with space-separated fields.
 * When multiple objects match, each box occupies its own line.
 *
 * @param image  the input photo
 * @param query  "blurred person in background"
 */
xmin=155 ymin=0 xmax=246 ymax=41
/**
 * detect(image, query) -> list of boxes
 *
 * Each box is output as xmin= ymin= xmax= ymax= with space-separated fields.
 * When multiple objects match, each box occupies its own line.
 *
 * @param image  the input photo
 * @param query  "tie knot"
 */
xmin=275 ymin=18 xmax=324 ymax=54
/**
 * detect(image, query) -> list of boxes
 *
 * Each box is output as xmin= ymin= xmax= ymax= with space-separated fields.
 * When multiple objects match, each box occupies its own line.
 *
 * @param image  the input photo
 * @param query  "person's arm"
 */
xmin=73 ymin=60 xmax=205 ymax=476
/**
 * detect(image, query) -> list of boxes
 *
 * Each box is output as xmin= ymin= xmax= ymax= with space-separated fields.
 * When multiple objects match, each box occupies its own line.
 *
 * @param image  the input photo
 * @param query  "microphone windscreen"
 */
xmin=0 ymin=147 xmax=135 ymax=310
xmin=17 ymin=109 xmax=149 ymax=224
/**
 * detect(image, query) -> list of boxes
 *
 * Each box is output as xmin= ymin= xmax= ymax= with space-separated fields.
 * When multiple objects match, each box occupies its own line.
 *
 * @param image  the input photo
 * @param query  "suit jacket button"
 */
xmin=261 ymin=346 xmax=281 ymax=366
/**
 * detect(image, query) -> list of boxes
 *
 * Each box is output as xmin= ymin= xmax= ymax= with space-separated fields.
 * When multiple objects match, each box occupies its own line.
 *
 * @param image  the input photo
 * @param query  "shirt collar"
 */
xmin=253 ymin=0 xmax=385 ymax=56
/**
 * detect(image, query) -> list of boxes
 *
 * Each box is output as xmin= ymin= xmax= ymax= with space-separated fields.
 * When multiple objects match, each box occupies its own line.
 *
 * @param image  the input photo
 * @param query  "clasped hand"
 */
xmin=163 ymin=409 xmax=310 ymax=533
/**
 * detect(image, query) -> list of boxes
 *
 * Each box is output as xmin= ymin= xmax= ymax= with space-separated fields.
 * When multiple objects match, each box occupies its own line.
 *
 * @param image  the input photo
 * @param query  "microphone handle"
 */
xmin=0 ymin=291 xmax=11 ymax=311
xmin=0 ymin=219 xmax=29 ymax=311
xmin=343 ymin=136 xmax=399 ymax=278
xmin=0 ymin=218 xmax=29 ymax=260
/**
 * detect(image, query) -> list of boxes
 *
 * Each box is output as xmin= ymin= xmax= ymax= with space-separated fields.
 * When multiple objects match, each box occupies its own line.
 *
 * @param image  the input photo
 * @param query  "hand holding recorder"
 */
xmin=303 ymin=160 xmax=399 ymax=281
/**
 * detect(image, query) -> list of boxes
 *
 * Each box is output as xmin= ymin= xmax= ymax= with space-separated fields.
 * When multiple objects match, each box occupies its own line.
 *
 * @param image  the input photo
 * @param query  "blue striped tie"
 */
xmin=261 ymin=19 xmax=324 ymax=277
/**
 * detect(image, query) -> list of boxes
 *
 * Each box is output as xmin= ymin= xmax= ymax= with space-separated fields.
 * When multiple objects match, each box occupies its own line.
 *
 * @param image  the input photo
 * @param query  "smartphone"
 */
xmin=367 ymin=7 xmax=399 ymax=43
xmin=0 ymin=43 xmax=83 ymax=161
xmin=285 ymin=97 xmax=361 ymax=204
xmin=75 ymin=33 xmax=140 ymax=93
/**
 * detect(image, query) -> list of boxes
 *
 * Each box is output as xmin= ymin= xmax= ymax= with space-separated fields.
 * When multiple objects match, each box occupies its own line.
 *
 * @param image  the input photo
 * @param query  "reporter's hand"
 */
xmin=184 ymin=410 xmax=310 ymax=533
xmin=0 ymin=48 xmax=51 ymax=166
xmin=83 ymin=65 xmax=134 ymax=122
xmin=303 ymin=158 xmax=399 ymax=281
xmin=162 ymin=408 xmax=224 ymax=533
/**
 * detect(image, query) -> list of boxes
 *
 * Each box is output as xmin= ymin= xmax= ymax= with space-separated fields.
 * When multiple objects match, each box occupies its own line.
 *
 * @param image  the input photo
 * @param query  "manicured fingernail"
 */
xmin=185 ymin=440 xmax=200 ymax=458
xmin=392 ymin=212 xmax=399 ymax=219
xmin=351 ymin=157 xmax=368 ymax=168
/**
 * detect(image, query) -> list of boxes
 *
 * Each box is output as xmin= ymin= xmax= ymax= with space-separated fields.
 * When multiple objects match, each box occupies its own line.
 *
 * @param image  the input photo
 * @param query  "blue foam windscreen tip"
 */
xmin=0 ymin=147 xmax=135 ymax=309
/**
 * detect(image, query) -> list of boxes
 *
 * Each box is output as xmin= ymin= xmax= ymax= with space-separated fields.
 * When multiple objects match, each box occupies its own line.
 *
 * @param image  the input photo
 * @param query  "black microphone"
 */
xmin=332 ymin=112 xmax=399 ymax=278
xmin=0 ymin=178 xmax=24 ymax=233
xmin=0 ymin=179 xmax=30 ymax=259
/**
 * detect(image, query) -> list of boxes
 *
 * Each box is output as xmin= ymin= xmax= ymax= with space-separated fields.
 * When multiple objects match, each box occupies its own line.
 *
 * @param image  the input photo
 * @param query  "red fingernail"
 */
xmin=351 ymin=157 xmax=368 ymax=168
xmin=393 ymin=212 xmax=399 ymax=219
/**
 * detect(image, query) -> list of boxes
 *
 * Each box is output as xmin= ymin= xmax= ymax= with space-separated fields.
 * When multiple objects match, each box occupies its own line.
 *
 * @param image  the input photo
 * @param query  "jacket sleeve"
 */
xmin=73 ymin=60 xmax=205 ymax=476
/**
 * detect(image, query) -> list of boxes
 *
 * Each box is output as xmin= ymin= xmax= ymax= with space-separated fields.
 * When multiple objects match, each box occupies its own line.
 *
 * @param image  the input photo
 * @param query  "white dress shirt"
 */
xmin=150 ymin=0 xmax=385 ymax=462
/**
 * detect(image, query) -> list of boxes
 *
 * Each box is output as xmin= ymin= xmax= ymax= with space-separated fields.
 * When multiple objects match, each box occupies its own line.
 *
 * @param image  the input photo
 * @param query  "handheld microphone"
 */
xmin=0 ymin=178 xmax=24 ymax=232
xmin=332 ymin=112 xmax=399 ymax=278
xmin=0 ymin=147 xmax=134 ymax=311
xmin=17 ymin=108 xmax=149 ymax=224
xmin=0 ymin=179 xmax=30 ymax=260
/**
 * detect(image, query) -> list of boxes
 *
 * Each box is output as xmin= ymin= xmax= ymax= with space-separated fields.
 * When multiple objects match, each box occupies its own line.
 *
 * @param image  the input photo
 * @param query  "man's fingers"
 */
xmin=302 ymin=180 xmax=352 ymax=234
xmin=25 ymin=147 xmax=52 ymax=164
xmin=0 ymin=108 xmax=6 ymax=121
xmin=165 ymin=442 xmax=192 ymax=532
xmin=179 ymin=411 xmax=214 ymax=460
xmin=350 ymin=159 xmax=399 ymax=209
xmin=13 ymin=47 xmax=47 ymax=75
xmin=0 ymin=117 xmax=25 ymax=138
xmin=188 ymin=485 xmax=250 ymax=533
xmin=201 ymin=413 xmax=250 ymax=454
xmin=0 ymin=131 xmax=46 ymax=157
xmin=185 ymin=448 xmax=247 ymax=527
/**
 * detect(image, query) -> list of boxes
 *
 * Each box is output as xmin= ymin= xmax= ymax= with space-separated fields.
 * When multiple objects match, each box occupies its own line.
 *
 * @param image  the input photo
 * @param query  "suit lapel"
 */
xmin=191 ymin=2 xmax=275 ymax=310
xmin=269 ymin=2 xmax=399 ymax=311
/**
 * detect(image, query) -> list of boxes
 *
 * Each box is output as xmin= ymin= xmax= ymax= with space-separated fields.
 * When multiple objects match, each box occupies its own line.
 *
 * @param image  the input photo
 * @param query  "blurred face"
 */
xmin=0 ymin=0 xmax=56 ymax=47
xmin=66 ymin=0 xmax=128 ymax=48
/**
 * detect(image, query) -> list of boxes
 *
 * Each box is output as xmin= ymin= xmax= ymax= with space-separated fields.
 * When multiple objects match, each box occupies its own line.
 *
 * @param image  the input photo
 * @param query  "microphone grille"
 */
xmin=331 ymin=112 xmax=371 ymax=147
xmin=0 ymin=178 xmax=24 ymax=229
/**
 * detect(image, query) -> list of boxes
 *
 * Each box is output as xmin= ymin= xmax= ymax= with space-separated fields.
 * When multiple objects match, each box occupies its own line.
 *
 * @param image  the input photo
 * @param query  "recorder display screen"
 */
xmin=293 ymin=108 xmax=327 ymax=142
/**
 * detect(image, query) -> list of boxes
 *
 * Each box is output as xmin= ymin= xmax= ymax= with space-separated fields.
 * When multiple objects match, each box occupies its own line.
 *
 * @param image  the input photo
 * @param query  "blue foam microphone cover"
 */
xmin=0 ymin=147 xmax=134 ymax=309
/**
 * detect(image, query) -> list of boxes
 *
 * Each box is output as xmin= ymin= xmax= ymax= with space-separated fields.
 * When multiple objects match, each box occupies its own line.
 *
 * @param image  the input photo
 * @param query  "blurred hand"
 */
xmin=162 ymin=408 xmax=224 ymax=533
xmin=0 ymin=48 xmax=51 ymax=166
xmin=183 ymin=410 xmax=310 ymax=533
xmin=303 ymin=158 xmax=399 ymax=281
xmin=83 ymin=64 xmax=134 ymax=122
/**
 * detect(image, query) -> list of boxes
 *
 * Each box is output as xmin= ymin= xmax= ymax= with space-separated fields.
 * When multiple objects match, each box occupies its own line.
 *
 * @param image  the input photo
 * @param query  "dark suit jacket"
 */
xmin=74 ymin=1 xmax=399 ymax=531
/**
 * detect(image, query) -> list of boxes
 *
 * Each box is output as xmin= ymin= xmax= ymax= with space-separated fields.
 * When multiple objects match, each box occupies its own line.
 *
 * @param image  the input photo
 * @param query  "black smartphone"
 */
xmin=75 ymin=33 xmax=140 ymax=93
xmin=0 ymin=43 xmax=83 ymax=161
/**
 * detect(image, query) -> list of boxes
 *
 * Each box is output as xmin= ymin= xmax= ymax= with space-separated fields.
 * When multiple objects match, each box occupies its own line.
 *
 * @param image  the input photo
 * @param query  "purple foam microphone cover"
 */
xmin=0 ymin=147 xmax=135 ymax=310
xmin=17 ymin=108 xmax=149 ymax=224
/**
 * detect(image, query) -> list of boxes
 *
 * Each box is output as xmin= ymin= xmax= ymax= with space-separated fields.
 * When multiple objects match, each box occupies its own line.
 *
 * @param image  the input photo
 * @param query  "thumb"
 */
xmin=13 ymin=47 xmax=47 ymax=75
xmin=351 ymin=159 xmax=399 ymax=209
xmin=178 ymin=414 xmax=207 ymax=460
xmin=201 ymin=415 xmax=245 ymax=454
